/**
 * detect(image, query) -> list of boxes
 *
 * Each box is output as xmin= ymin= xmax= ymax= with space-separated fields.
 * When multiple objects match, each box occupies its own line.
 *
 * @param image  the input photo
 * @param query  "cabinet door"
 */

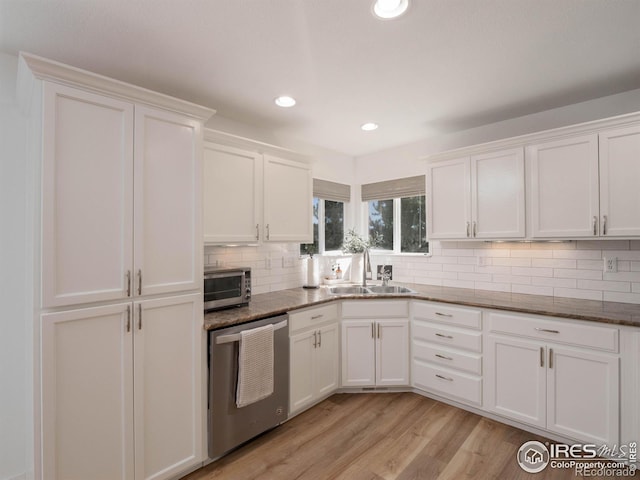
xmin=376 ymin=320 xmax=409 ymax=386
xmin=263 ymin=155 xmax=313 ymax=242
xmin=485 ymin=335 xmax=546 ymax=428
xmin=599 ymin=125 xmax=640 ymax=237
xmin=315 ymin=323 xmax=340 ymax=397
xmin=41 ymin=304 xmax=134 ymax=480
xmin=341 ymin=321 xmax=376 ymax=387
xmin=290 ymin=330 xmax=316 ymax=414
xmin=528 ymin=134 xmax=599 ymax=238
xmin=134 ymin=294 xmax=203 ymax=480
xmin=203 ymin=143 xmax=262 ymax=243
xmin=427 ymin=157 xmax=471 ymax=239
xmin=471 ymin=148 xmax=525 ymax=239
xmin=547 ymin=347 xmax=619 ymax=445
xmin=41 ymin=82 xmax=134 ymax=308
xmin=134 ymin=106 xmax=202 ymax=297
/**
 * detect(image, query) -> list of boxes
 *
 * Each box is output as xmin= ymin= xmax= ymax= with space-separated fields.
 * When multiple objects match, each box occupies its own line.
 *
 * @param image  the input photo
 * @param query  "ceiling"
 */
xmin=1 ymin=0 xmax=640 ymax=157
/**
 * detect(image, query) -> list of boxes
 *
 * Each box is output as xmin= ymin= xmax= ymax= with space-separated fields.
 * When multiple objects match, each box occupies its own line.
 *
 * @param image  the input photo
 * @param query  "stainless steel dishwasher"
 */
xmin=208 ymin=314 xmax=289 ymax=459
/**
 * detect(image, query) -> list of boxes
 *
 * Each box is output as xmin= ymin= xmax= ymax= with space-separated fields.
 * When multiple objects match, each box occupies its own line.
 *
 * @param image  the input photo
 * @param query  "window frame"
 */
xmin=301 ymin=197 xmax=347 ymax=255
xmin=364 ymin=194 xmax=429 ymax=256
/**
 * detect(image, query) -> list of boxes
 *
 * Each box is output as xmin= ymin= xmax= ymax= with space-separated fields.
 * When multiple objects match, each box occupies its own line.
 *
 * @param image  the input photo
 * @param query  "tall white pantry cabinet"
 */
xmin=18 ymin=53 xmax=215 ymax=480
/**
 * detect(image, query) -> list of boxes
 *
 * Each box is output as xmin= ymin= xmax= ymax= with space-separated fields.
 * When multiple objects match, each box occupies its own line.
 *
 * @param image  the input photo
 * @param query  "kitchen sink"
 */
xmin=328 ymin=286 xmax=371 ymax=295
xmin=367 ymin=285 xmax=416 ymax=294
xmin=328 ymin=285 xmax=417 ymax=295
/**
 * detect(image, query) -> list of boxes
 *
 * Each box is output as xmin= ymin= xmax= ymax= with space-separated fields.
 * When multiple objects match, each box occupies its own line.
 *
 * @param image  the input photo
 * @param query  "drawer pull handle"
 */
xmin=435 ymin=312 xmax=453 ymax=317
xmin=435 ymin=333 xmax=454 ymax=339
xmin=311 ymin=314 xmax=323 ymax=320
xmin=535 ymin=328 xmax=559 ymax=334
xmin=435 ymin=354 xmax=453 ymax=361
xmin=436 ymin=374 xmax=454 ymax=382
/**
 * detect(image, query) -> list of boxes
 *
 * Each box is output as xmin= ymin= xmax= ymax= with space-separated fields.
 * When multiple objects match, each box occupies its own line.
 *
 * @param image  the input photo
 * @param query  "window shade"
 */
xmin=361 ymin=175 xmax=426 ymax=201
xmin=313 ymin=179 xmax=351 ymax=202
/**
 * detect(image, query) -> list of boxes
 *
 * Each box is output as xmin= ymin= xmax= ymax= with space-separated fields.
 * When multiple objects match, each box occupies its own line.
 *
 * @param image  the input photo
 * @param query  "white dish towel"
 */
xmin=236 ymin=323 xmax=274 ymax=408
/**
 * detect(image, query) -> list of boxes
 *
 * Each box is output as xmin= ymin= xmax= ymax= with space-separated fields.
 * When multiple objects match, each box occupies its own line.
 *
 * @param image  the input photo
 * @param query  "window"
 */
xmin=362 ymin=176 xmax=428 ymax=254
xmin=301 ymin=179 xmax=350 ymax=255
xmin=300 ymin=198 xmax=345 ymax=255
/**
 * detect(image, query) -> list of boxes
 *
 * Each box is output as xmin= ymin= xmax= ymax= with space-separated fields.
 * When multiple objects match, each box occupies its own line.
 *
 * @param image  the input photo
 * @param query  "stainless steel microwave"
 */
xmin=204 ymin=267 xmax=251 ymax=311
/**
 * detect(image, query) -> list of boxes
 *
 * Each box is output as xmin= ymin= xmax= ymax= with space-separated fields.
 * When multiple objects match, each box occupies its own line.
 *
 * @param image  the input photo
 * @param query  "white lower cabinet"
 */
xmin=485 ymin=311 xmax=620 ymax=445
xmin=41 ymin=294 xmax=203 ymax=480
xmin=289 ymin=304 xmax=340 ymax=415
xmin=411 ymin=301 xmax=483 ymax=406
xmin=341 ymin=301 xmax=409 ymax=388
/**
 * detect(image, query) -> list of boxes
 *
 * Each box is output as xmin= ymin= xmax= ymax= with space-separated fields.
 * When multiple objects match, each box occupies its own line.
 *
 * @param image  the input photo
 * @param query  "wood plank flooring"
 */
xmin=183 ymin=393 xmax=631 ymax=480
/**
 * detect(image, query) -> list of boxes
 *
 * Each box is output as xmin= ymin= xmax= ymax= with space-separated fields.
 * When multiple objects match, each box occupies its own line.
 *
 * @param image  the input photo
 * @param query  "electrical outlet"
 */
xmin=604 ymin=257 xmax=618 ymax=273
xmin=265 ymin=257 xmax=272 ymax=270
xmin=477 ymin=256 xmax=491 ymax=267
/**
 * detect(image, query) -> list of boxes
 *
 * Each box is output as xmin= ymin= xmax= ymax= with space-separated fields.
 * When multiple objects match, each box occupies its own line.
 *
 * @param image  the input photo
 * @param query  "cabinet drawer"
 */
xmin=413 ymin=301 xmax=482 ymax=329
xmin=412 ymin=319 xmax=482 ymax=352
xmin=413 ymin=360 xmax=482 ymax=405
xmin=412 ymin=340 xmax=482 ymax=375
xmin=342 ymin=300 xmax=409 ymax=318
xmin=289 ymin=303 xmax=339 ymax=333
xmin=488 ymin=312 xmax=619 ymax=352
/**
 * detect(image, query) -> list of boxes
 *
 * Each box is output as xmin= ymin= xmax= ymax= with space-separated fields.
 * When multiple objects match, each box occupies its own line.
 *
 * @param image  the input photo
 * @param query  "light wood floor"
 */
xmin=184 ymin=393 xmax=627 ymax=480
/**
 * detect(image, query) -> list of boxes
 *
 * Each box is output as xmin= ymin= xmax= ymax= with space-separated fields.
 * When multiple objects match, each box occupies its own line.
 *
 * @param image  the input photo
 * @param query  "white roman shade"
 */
xmin=313 ymin=178 xmax=351 ymax=202
xmin=361 ymin=175 xmax=426 ymax=201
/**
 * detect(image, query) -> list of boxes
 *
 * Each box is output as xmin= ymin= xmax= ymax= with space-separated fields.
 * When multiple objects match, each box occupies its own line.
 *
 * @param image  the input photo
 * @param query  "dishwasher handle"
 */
xmin=215 ymin=319 xmax=288 ymax=345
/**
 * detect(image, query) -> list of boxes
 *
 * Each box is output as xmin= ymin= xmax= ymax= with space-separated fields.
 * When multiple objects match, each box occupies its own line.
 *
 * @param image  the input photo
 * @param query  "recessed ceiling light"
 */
xmin=361 ymin=123 xmax=379 ymax=131
xmin=274 ymin=96 xmax=296 ymax=107
xmin=372 ymin=0 xmax=409 ymax=19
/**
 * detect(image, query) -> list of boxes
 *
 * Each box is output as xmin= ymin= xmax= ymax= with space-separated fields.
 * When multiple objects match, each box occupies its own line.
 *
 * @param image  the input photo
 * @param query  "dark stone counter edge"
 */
xmin=204 ymin=284 xmax=640 ymax=331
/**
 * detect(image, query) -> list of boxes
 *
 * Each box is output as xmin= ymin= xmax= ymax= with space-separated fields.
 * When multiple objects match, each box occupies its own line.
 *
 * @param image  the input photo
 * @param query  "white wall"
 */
xmin=0 ymin=52 xmax=30 ymax=480
xmin=356 ymin=89 xmax=640 ymax=304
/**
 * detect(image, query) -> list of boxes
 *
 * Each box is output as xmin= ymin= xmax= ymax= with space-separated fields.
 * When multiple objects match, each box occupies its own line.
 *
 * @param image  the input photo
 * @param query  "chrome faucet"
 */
xmin=362 ymin=248 xmax=371 ymax=287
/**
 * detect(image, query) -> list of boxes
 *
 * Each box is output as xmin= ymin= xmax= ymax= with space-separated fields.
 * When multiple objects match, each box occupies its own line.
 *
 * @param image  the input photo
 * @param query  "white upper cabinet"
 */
xmin=40 ymin=84 xmax=203 ymax=308
xmin=263 ymin=154 xmax=313 ymax=243
xmin=42 ymin=82 xmax=135 ymax=308
xmin=203 ymin=144 xmax=262 ymax=243
xmin=528 ymin=134 xmax=600 ymax=238
xmin=203 ymin=143 xmax=312 ymax=245
xmin=427 ymin=157 xmax=470 ymax=239
xmin=427 ymin=147 xmax=525 ymax=240
xmin=133 ymin=106 xmax=202 ymax=296
xmin=599 ymin=125 xmax=640 ymax=237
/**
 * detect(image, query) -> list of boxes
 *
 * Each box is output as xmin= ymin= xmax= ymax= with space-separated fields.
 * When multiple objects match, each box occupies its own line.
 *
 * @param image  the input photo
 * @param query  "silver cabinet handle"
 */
xmin=137 ymin=269 xmax=142 ymax=295
xmin=466 ymin=221 xmax=470 ymax=238
xmin=540 ymin=347 xmax=544 ymax=367
xmin=313 ymin=331 xmax=317 ymax=348
xmin=602 ymin=215 xmax=607 ymax=235
xmin=435 ymin=312 xmax=453 ymax=318
xmin=318 ymin=330 xmax=322 ymax=347
xmin=377 ymin=323 xmax=381 ymax=339
xmin=256 ymin=224 xmax=260 ymax=241
xmin=311 ymin=314 xmax=323 ymax=320
xmin=266 ymin=224 xmax=270 ymax=240
xmin=473 ymin=221 xmax=477 ymax=237
xmin=371 ymin=323 xmax=375 ymax=338
xmin=549 ymin=348 xmax=553 ymax=369
xmin=126 ymin=305 xmax=131 ymax=332
xmin=138 ymin=304 xmax=142 ymax=330
xmin=435 ymin=374 xmax=454 ymax=381
xmin=435 ymin=353 xmax=453 ymax=361
xmin=435 ymin=333 xmax=453 ymax=339
xmin=593 ymin=216 xmax=598 ymax=236
xmin=126 ymin=270 xmax=131 ymax=297
xmin=535 ymin=328 xmax=559 ymax=334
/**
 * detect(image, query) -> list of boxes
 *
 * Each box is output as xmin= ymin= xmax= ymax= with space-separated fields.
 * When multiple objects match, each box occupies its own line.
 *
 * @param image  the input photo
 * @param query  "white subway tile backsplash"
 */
xmin=577 ymin=279 xmax=630 ymax=292
xmin=205 ymin=241 xmax=640 ymax=304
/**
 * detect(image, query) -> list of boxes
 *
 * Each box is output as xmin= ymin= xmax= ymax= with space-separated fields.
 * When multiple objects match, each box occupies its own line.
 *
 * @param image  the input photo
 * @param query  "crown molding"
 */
xmin=18 ymin=52 xmax=215 ymax=121
xmin=422 ymin=111 xmax=640 ymax=163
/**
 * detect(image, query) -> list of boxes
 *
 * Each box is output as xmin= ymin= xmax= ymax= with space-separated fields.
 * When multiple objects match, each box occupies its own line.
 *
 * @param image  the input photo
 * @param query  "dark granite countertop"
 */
xmin=203 ymin=283 xmax=640 ymax=331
